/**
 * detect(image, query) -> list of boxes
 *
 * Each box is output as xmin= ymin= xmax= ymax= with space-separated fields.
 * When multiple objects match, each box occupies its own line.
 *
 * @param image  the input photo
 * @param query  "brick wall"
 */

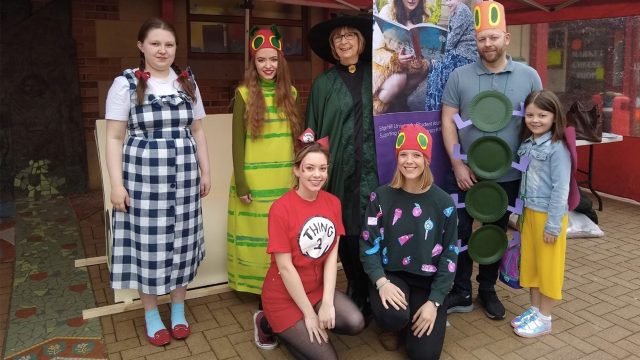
xmin=71 ymin=0 xmax=120 ymax=129
xmin=197 ymin=79 xmax=236 ymax=114
xmin=63 ymin=0 xmax=316 ymax=189
xmin=69 ymin=0 xmax=314 ymax=120
xmin=195 ymin=78 xmax=312 ymax=115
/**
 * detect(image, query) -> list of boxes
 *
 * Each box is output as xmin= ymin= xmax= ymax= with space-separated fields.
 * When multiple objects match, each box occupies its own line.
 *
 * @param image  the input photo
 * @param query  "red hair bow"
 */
xmin=179 ymin=70 xmax=189 ymax=79
xmin=134 ymin=70 xmax=150 ymax=81
xmin=297 ymin=128 xmax=329 ymax=151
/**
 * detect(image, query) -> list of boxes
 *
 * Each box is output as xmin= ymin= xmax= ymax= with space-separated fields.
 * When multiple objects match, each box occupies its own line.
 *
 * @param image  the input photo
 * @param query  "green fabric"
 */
xmin=359 ymin=185 xmax=459 ymax=305
xmin=231 ymin=91 xmax=249 ymax=196
xmin=306 ymin=63 xmax=378 ymax=236
xmin=227 ymin=80 xmax=297 ymax=294
xmin=232 ymin=79 xmax=299 ymax=196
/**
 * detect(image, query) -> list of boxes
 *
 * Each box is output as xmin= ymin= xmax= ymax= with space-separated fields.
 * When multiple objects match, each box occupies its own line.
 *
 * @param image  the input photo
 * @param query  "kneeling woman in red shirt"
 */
xmin=262 ymin=129 xmax=365 ymax=358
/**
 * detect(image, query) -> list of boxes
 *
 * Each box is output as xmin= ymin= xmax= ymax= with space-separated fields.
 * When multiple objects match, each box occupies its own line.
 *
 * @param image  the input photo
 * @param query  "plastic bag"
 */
xmin=567 ymin=211 xmax=604 ymax=238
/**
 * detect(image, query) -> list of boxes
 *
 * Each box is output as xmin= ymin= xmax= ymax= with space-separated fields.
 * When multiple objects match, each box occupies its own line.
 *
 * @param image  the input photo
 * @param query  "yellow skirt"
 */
xmin=519 ymin=208 xmax=568 ymax=300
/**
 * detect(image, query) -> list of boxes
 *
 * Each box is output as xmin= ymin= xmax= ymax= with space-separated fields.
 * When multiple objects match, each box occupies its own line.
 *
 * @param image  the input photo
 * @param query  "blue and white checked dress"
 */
xmin=110 ymin=69 xmax=205 ymax=295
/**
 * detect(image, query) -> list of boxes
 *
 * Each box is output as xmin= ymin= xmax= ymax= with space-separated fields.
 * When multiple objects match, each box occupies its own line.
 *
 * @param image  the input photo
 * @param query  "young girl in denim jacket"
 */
xmin=512 ymin=90 xmax=571 ymax=338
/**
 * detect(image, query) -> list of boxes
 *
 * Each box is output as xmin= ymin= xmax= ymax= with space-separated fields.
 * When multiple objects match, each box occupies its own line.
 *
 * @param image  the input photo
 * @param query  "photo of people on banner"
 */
xmin=373 ymin=0 xmax=478 ymax=186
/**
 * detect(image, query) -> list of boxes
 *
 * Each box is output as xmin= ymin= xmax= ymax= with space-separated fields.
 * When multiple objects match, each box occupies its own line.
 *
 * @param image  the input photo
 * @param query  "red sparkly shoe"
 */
xmin=144 ymin=325 xmax=171 ymax=346
xmin=171 ymin=324 xmax=191 ymax=340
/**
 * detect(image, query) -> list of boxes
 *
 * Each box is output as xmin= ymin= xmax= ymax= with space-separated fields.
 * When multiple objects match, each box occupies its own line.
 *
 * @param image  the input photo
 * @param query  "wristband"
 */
xmin=376 ymin=279 xmax=391 ymax=290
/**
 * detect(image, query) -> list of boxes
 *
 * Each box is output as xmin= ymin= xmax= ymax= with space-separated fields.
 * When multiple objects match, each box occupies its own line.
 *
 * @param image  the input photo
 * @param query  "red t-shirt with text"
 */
xmin=261 ymin=189 xmax=345 ymax=332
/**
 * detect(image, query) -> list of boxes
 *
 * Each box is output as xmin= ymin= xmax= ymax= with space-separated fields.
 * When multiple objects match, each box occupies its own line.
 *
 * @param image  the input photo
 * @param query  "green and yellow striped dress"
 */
xmin=227 ymin=80 xmax=296 ymax=294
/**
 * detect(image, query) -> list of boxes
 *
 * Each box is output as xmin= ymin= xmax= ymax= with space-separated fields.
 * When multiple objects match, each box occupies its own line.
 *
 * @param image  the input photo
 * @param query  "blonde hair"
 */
xmin=389 ymin=157 xmax=433 ymax=190
xmin=329 ymin=26 xmax=366 ymax=61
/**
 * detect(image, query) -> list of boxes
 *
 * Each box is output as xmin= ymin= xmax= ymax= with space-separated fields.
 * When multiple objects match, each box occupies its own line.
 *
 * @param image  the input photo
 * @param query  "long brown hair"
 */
xmin=391 ymin=0 xmax=430 ymax=25
xmin=241 ymin=52 xmax=302 ymax=139
xmin=135 ymin=18 xmax=196 ymax=105
xmin=520 ymin=90 xmax=567 ymax=142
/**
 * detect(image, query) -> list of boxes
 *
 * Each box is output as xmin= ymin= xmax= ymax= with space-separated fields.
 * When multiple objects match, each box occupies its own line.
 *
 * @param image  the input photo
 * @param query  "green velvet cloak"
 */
xmin=306 ymin=63 xmax=378 ymax=236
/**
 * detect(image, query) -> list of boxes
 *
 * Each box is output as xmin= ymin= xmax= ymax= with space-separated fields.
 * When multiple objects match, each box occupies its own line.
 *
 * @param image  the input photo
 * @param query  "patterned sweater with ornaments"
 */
xmin=360 ymin=184 xmax=458 ymax=305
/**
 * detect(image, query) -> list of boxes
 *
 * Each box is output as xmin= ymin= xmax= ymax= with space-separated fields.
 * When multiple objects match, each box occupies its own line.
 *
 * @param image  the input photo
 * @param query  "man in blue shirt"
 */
xmin=440 ymin=0 xmax=542 ymax=320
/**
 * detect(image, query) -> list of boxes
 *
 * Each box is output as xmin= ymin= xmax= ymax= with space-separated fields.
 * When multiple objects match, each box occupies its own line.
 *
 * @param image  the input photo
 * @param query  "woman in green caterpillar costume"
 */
xmin=227 ymin=26 xmax=303 ymax=344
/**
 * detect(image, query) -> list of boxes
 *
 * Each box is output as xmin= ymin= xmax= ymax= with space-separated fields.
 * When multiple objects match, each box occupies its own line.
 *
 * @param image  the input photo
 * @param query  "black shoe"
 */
xmin=478 ymin=290 xmax=505 ymax=320
xmin=445 ymin=290 xmax=474 ymax=314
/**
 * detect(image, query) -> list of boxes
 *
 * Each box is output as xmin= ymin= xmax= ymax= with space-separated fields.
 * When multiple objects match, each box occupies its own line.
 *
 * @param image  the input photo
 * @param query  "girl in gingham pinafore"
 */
xmin=110 ymin=68 xmax=204 ymax=296
xmin=106 ymin=17 xmax=209 ymax=346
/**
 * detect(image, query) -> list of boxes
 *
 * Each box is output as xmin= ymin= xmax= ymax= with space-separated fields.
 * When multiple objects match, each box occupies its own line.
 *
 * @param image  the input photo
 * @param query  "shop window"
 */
xmin=546 ymin=17 xmax=640 ymax=137
xmin=188 ymin=0 xmax=307 ymax=58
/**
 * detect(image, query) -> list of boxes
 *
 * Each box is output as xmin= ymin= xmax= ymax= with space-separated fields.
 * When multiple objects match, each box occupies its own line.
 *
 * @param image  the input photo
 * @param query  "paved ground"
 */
xmin=3 ymin=191 xmax=640 ymax=359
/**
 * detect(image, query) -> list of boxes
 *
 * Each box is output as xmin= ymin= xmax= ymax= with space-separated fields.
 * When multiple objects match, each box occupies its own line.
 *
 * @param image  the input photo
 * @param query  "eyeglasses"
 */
xmin=332 ymin=32 xmax=356 ymax=43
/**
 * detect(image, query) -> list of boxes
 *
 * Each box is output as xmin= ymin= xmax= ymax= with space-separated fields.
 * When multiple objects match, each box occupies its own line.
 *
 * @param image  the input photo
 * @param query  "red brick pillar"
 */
xmin=529 ymin=23 xmax=548 ymax=87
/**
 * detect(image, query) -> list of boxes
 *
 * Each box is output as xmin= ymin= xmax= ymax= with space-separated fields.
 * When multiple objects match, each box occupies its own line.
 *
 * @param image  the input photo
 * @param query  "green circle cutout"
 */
xmin=270 ymin=36 xmax=281 ymax=49
xmin=252 ymin=35 xmax=265 ymax=50
xmin=467 ymin=136 xmax=513 ymax=180
xmin=490 ymin=6 xmax=499 ymax=25
xmin=417 ymin=133 xmax=428 ymax=149
xmin=465 ymin=181 xmax=508 ymax=223
xmin=468 ymin=224 xmax=508 ymax=265
xmin=396 ymin=133 xmax=406 ymax=148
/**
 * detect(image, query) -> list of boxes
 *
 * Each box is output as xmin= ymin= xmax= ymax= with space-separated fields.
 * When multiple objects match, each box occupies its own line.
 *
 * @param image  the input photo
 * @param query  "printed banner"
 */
xmin=373 ymin=111 xmax=450 ymax=186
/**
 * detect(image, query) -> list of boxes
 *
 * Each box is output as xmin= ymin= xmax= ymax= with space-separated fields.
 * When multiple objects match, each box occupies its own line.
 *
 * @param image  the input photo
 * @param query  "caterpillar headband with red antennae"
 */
xmin=249 ymin=25 xmax=283 ymax=57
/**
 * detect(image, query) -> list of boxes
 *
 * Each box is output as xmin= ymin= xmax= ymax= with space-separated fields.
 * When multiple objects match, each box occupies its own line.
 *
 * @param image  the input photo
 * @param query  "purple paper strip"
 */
xmin=511 ymin=155 xmax=531 ymax=172
xmin=507 ymin=198 xmax=524 ymax=215
xmin=453 ymin=113 xmax=473 ymax=129
xmin=453 ymin=143 xmax=467 ymax=161
xmin=451 ymin=194 xmax=465 ymax=209
xmin=456 ymin=239 xmax=468 ymax=252
xmin=512 ymin=102 xmax=525 ymax=117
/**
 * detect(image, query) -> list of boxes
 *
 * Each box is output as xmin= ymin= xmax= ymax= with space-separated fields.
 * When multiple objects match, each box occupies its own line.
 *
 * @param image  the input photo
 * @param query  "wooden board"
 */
xmin=82 ymin=284 xmax=231 ymax=319
xmin=94 ymin=115 xmax=234 ymax=303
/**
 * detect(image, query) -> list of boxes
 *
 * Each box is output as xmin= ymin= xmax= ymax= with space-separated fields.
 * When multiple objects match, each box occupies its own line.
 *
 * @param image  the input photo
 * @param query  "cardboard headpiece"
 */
xmin=474 ymin=0 xmax=507 ymax=33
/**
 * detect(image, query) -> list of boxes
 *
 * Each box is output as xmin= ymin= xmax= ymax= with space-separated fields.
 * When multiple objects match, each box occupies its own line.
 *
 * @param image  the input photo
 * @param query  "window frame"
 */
xmin=187 ymin=1 xmax=309 ymax=60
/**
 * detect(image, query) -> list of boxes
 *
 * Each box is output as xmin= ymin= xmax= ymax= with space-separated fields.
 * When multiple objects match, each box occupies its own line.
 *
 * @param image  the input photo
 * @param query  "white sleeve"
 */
xmin=105 ymin=76 xmax=131 ymax=121
xmin=192 ymin=82 xmax=206 ymax=120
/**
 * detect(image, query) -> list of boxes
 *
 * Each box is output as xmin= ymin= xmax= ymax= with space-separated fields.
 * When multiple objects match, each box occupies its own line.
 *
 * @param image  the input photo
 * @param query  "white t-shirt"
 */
xmin=105 ymin=69 xmax=206 ymax=121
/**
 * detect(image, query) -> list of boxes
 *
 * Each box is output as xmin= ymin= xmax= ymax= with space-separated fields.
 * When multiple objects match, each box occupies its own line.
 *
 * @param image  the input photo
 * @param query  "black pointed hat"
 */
xmin=308 ymin=14 xmax=372 ymax=64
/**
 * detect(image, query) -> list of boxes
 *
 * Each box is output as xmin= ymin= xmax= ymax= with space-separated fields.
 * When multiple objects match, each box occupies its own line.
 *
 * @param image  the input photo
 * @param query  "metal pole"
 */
xmin=242 ymin=0 xmax=254 ymax=70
